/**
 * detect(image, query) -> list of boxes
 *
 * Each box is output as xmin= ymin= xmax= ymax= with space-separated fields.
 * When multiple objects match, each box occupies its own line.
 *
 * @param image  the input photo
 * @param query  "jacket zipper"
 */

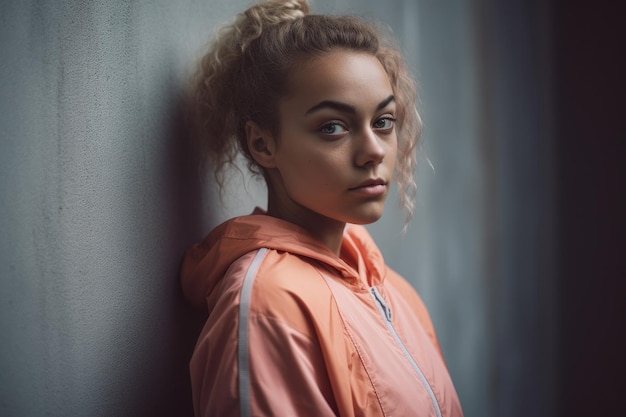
xmin=370 ymin=286 xmax=443 ymax=417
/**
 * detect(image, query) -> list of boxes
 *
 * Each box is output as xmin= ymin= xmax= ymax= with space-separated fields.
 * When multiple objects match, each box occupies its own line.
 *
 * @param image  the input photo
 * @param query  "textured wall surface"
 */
xmin=0 ymin=1 xmax=556 ymax=416
xmin=0 ymin=1 xmax=238 ymax=415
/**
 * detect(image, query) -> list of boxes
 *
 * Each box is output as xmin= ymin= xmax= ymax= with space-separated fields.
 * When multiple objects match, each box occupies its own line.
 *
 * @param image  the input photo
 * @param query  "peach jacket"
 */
xmin=181 ymin=213 xmax=463 ymax=417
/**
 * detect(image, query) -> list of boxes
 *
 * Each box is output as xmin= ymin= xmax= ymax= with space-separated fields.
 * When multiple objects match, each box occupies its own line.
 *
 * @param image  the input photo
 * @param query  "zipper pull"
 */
xmin=371 ymin=287 xmax=392 ymax=322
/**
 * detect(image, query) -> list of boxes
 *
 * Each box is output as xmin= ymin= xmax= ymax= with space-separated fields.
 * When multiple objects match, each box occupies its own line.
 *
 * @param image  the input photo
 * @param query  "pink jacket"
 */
xmin=181 ymin=212 xmax=463 ymax=417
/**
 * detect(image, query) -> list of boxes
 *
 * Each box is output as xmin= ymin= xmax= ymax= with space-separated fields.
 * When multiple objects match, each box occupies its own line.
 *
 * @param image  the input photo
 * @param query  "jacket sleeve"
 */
xmin=190 ymin=309 xmax=339 ymax=417
xmin=246 ymin=313 xmax=339 ymax=416
xmin=189 ymin=251 xmax=339 ymax=417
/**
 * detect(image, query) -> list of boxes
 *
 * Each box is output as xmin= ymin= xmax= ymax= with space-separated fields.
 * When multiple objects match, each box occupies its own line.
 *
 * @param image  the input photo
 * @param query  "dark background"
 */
xmin=554 ymin=0 xmax=625 ymax=415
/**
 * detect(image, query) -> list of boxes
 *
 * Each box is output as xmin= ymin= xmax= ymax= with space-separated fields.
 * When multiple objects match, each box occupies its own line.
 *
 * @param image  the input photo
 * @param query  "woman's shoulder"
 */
xmin=231 ymin=247 xmax=337 ymax=337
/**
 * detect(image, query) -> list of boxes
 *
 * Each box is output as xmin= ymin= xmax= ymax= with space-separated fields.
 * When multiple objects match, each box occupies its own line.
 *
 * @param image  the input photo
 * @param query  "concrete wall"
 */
xmin=0 ymin=1 xmax=238 ymax=415
xmin=0 ymin=1 xmax=556 ymax=416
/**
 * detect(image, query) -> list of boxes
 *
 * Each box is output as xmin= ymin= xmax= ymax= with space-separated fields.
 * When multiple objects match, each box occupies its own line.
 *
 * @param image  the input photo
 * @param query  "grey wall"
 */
xmin=0 ymin=1 xmax=237 ymax=415
xmin=1 ymin=1 xmax=557 ymax=416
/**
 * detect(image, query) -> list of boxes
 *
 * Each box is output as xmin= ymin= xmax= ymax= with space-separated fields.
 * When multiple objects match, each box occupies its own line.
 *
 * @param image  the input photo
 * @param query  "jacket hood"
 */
xmin=180 ymin=210 xmax=387 ymax=311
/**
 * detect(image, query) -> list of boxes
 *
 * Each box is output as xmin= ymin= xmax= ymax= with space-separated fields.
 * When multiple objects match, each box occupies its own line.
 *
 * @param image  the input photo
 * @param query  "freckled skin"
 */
xmin=262 ymin=50 xmax=398 ymax=253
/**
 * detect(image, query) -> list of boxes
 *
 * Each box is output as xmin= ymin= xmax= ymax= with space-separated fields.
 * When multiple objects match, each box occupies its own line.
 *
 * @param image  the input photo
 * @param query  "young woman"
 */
xmin=181 ymin=1 xmax=464 ymax=416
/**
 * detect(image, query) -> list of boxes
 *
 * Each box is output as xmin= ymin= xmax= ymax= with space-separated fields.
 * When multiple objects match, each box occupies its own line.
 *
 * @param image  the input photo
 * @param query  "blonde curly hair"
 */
xmin=191 ymin=0 xmax=421 ymax=223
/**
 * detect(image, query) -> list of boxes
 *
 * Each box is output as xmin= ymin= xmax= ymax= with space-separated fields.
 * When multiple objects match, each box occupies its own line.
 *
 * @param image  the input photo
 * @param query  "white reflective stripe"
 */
xmin=238 ymin=248 xmax=268 ymax=417
xmin=370 ymin=286 xmax=443 ymax=417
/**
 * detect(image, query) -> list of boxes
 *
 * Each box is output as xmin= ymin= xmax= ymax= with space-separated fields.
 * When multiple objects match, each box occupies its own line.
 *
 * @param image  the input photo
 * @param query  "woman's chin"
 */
xmin=345 ymin=208 xmax=385 ymax=225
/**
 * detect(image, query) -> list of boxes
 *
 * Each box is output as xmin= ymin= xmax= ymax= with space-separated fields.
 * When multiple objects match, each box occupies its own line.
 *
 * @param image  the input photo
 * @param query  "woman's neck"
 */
xmin=265 ymin=191 xmax=346 ymax=256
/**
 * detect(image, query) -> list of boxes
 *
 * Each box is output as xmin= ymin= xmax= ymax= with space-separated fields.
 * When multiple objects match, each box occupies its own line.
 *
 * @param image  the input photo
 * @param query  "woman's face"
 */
xmin=268 ymin=50 xmax=397 ymax=227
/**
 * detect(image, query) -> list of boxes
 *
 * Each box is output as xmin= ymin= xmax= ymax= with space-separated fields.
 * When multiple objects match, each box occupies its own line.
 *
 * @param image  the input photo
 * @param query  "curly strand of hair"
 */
xmin=376 ymin=42 xmax=421 ymax=229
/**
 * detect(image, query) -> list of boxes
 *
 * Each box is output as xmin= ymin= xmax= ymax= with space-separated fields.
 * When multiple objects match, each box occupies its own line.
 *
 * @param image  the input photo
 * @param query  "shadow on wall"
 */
xmin=136 ymin=91 xmax=208 ymax=417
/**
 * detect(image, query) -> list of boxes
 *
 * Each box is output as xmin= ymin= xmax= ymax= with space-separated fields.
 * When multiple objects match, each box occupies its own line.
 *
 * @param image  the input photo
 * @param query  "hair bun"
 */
xmin=244 ymin=0 xmax=309 ymax=28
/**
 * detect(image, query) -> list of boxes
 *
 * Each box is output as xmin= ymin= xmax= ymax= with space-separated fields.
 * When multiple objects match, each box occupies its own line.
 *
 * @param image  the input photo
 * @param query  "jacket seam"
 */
xmin=317 ymin=270 xmax=388 ymax=416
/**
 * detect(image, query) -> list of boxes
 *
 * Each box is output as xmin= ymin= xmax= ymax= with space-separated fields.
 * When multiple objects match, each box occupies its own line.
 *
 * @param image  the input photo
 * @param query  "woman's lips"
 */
xmin=349 ymin=179 xmax=387 ymax=196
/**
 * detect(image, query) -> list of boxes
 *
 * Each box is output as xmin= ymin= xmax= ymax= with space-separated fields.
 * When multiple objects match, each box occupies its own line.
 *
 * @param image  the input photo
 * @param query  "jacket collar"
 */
xmin=181 ymin=210 xmax=386 ymax=310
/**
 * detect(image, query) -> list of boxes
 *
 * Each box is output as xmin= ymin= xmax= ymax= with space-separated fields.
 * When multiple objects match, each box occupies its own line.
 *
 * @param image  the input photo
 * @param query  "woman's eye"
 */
xmin=320 ymin=123 xmax=348 ymax=135
xmin=373 ymin=117 xmax=396 ymax=130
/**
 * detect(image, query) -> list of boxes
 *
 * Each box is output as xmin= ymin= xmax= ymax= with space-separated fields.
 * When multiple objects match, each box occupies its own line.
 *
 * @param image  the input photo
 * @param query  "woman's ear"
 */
xmin=246 ymin=121 xmax=277 ymax=169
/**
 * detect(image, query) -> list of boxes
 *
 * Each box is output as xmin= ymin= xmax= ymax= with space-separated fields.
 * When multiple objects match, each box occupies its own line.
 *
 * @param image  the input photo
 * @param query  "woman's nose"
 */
xmin=354 ymin=128 xmax=386 ymax=167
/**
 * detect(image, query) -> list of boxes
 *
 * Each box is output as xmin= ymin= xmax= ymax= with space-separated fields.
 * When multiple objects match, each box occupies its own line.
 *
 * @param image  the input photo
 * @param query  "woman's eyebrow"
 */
xmin=376 ymin=95 xmax=395 ymax=111
xmin=305 ymin=100 xmax=355 ymax=115
xmin=304 ymin=95 xmax=395 ymax=116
